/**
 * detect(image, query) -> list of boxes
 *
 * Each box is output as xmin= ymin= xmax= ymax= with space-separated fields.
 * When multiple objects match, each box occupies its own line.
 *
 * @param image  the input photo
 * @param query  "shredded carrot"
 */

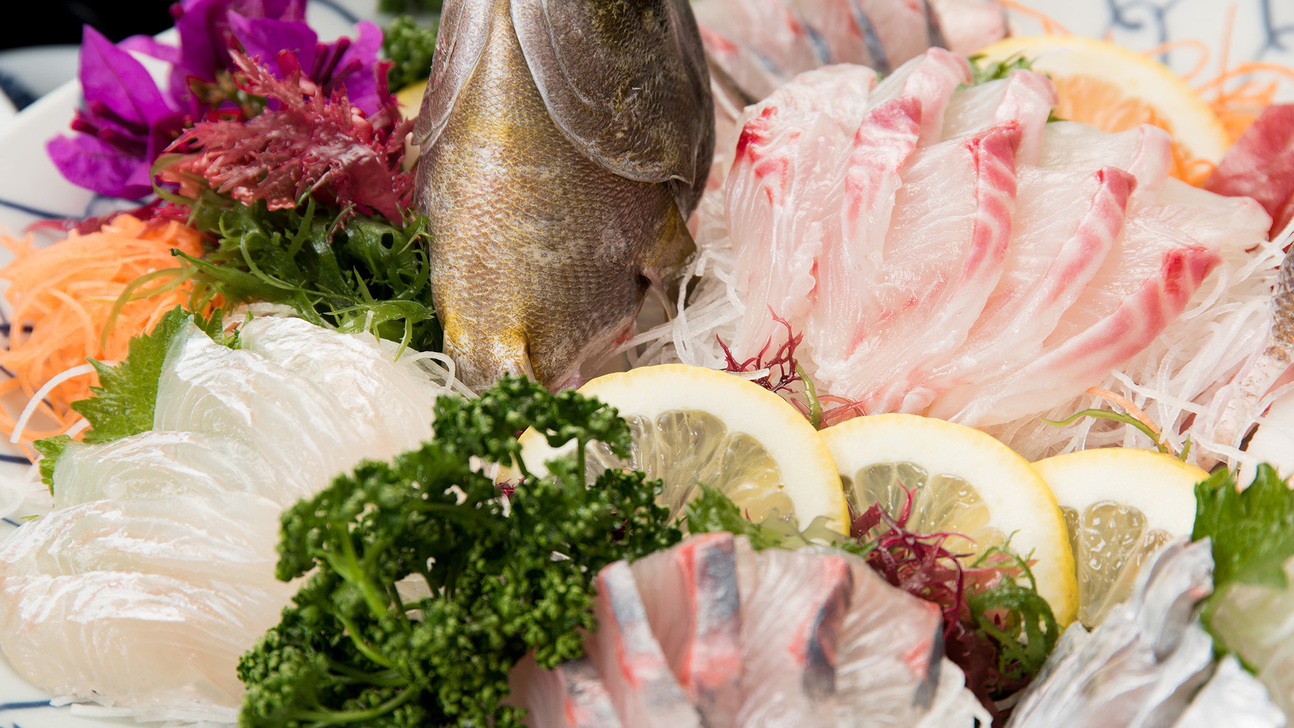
xmin=0 ymin=214 xmax=211 ymax=454
xmin=1084 ymin=386 xmax=1161 ymax=437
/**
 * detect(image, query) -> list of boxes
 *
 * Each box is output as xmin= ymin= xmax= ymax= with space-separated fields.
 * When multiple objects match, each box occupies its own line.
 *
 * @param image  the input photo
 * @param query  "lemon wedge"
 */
xmin=1033 ymin=448 xmax=1204 ymax=628
xmin=513 ymin=364 xmax=849 ymax=534
xmin=977 ymin=34 xmax=1231 ymax=183
xmin=820 ymin=414 xmax=1079 ymax=626
xmin=396 ymin=80 xmax=427 ymax=121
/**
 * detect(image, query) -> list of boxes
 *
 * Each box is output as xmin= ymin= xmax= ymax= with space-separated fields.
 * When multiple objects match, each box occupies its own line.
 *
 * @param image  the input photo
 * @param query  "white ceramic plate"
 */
xmin=0 ymin=0 xmax=1291 ymax=725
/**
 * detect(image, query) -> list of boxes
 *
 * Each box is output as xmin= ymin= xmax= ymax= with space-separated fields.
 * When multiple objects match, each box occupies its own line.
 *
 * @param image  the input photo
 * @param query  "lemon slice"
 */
xmin=1033 ymin=448 xmax=1204 ymax=628
xmin=513 ymin=364 xmax=849 ymax=533
xmin=820 ymin=414 xmax=1078 ymax=626
xmin=977 ymin=34 xmax=1231 ymax=183
xmin=396 ymin=80 xmax=427 ymax=120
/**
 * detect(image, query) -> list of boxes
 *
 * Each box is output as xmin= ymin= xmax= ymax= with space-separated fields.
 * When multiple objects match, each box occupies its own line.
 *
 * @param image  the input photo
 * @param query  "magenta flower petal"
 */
xmin=332 ymin=21 xmax=386 ymax=116
xmin=47 ymin=133 xmax=152 ymax=199
xmin=79 ymin=26 xmax=175 ymax=129
xmin=229 ymin=13 xmax=318 ymax=71
xmin=119 ymin=34 xmax=182 ymax=66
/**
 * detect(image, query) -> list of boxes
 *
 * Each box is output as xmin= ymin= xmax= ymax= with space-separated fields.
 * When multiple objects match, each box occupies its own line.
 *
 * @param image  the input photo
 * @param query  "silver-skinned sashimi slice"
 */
xmin=814 ymin=121 xmax=1021 ymax=415
xmin=736 ymin=547 xmax=853 ymax=726
xmin=692 ymin=0 xmax=828 ymax=95
xmin=727 ymin=65 xmax=877 ymax=360
xmin=782 ymin=0 xmax=881 ymax=68
xmin=50 ymin=430 xmax=271 ymax=508
xmin=921 ymin=166 xmax=1136 ymax=418
xmin=509 ymin=655 xmax=623 ymax=728
xmin=631 ymin=532 xmax=742 ymax=728
xmin=851 ymin=0 xmax=933 ymax=72
xmin=926 ymin=0 xmax=1006 ymax=57
xmin=153 ymin=322 xmax=363 ymax=505
xmin=585 ymin=561 xmax=702 ymax=728
xmin=828 ymin=548 xmax=948 ymax=726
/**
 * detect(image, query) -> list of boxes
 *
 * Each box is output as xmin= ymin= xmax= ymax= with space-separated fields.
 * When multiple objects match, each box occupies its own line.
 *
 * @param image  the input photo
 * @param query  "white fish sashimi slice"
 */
xmin=1040 ymin=122 xmax=1174 ymax=206
xmin=736 ymin=548 xmax=853 ymax=726
xmin=51 ymin=430 xmax=272 ymax=508
xmin=697 ymin=24 xmax=787 ymax=102
xmin=727 ymin=65 xmax=877 ymax=360
xmin=153 ymin=321 xmax=365 ymax=505
xmin=817 ymin=121 xmax=1021 ymax=414
xmin=941 ymin=70 xmax=1058 ymax=164
xmin=0 ymin=570 xmax=283 ymax=717
xmin=864 ymin=47 xmax=971 ymax=145
xmin=509 ymin=655 xmax=623 ymax=728
xmin=0 ymin=493 xmax=285 ymax=590
xmin=924 ymin=166 xmax=1135 ymax=419
xmin=238 ymin=316 xmax=439 ymax=459
xmin=585 ymin=561 xmax=701 ymax=728
xmin=631 ymin=532 xmax=742 ymax=728
xmin=945 ymin=182 xmax=1268 ymax=426
xmin=808 ymin=97 xmax=922 ymax=361
xmin=926 ymin=0 xmax=1006 ymax=57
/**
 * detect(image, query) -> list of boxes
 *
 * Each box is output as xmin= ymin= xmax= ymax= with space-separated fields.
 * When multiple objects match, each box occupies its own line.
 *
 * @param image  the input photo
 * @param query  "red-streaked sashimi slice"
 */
xmin=866 ymin=48 xmax=972 ymax=145
xmin=939 ymin=180 xmax=1271 ymax=425
xmin=941 ymin=70 xmax=1058 ymax=164
xmin=735 ymin=547 xmax=853 ymax=725
xmin=783 ymin=0 xmax=880 ymax=67
xmin=815 ymin=122 xmax=1021 ymax=414
xmin=1206 ymin=103 xmax=1294 ymax=238
xmin=631 ymin=532 xmax=742 ymax=728
xmin=923 ymin=167 xmax=1135 ymax=419
xmin=808 ymin=97 xmax=923 ymax=360
xmin=727 ymin=65 xmax=878 ymax=359
xmin=852 ymin=0 xmax=933 ymax=71
xmin=830 ymin=549 xmax=946 ymax=725
xmin=509 ymin=655 xmax=622 ymax=728
xmin=1040 ymin=122 xmax=1174 ymax=206
xmin=585 ymin=561 xmax=702 ymax=728
xmin=697 ymin=24 xmax=786 ymax=102
xmin=927 ymin=0 xmax=1007 ymax=56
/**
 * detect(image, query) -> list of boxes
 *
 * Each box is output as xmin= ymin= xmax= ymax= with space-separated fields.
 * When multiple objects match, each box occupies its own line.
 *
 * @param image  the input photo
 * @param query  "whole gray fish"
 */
xmin=413 ymin=0 xmax=714 ymax=389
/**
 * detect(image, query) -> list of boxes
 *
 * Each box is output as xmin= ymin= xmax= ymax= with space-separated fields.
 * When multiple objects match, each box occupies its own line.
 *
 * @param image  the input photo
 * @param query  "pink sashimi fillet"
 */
xmin=1205 ymin=103 xmax=1294 ymax=239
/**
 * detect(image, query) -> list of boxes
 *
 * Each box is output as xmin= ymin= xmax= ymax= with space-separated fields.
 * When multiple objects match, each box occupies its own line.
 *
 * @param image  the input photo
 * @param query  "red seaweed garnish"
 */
xmin=718 ymin=311 xmax=825 ymax=426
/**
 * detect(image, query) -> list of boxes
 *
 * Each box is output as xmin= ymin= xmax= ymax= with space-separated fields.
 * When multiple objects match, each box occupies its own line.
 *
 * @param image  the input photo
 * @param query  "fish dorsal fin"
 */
xmin=511 ymin=0 xmax=714 ymax=212
xmin=413 ymin=0 xmax=498 ymax=151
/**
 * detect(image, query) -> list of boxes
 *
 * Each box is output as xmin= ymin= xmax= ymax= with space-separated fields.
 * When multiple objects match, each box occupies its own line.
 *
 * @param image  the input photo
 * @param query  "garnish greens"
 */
xmin=968 ymin=52 xmax=1033 ymax=85
xmin=238 ymin=376 xmax=681 ymax=727
xmin=378 ymin=0 xmax=443 ymax=15
xmin=177 ymin=191 xmax=442 ymax=355
xmin=1194 ymin=464 xmax=1294 ymax=608
xmin=383 ymin=15 xmax=439 ymax=91
xmin=33 ymin=307 xmax=232 ymax=488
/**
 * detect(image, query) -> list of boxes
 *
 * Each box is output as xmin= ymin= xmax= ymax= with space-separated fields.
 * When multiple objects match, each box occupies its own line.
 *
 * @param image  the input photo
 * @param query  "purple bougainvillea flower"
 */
xmin=47 ymin=26 xmax=186 ymax=199
xmin=230 ymin=15 xmax=388 ymax=116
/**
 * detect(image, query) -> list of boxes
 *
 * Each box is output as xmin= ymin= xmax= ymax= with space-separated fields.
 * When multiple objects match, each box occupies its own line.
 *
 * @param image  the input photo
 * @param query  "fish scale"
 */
xmin=415 ymin=0 xmax=711 ymax=390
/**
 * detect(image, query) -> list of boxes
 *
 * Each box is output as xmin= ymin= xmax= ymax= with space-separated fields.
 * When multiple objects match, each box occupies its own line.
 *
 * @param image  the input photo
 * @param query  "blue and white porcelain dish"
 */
xmin=0 ymin=0 xmax=1290 ymax=726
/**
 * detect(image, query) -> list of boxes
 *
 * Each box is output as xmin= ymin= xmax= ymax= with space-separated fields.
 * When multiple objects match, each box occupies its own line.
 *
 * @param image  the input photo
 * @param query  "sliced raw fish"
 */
xmin=926 ymin=0 xmax=1006 ymax=57
xmin=939 ymin=181 xmax=1268 ymax=425
xmin=727 ymin=65 xmax=878 ymax=359
xmin=153 ymin=321 xmax=364 ymax=505
xmin=1205 ymin=103 xmax=1294 ymax=238
xmin=697 ymin=24 xmax=786 ymax=103
xmin=864 ymin=48 xmax=972 ymax=145
xmin=509 ymin=655 xmax=622 ymax=728
xmin=940 ymin=70 xmax=1058 ymax=164
xmin=735 ymin=547 xmax=853 ymax=725
xmin=0 ymin=493 xmax=284 ymax=591
xmin=851 ymin=0 xmax=934 ymax=71
xmin=922 ymin=166 xmax=1135 ymax=419
xmin=783 ymin=0 xmax=882 ymax=68
xmin=238 ymin=316 xmax=439 ymax=457
xmin=584 ymin=560 xmax=701 ymax=728
xmin=815 ymin=121 xmax=1021 ymax=414
xmin=692 ymin=0 xmax=827 ymax=93
xmin=631 ymin=531 xmax=742 ymax=727
xmin=0 ymin=570 xmax=282 ymax=719
xmin=828 ymin=548 xmax=946 ymax=725
xmin=1039 ymin=122 xmax=1173 ymax=206
xmin=50 ymin=430 xmax=272 ymax=507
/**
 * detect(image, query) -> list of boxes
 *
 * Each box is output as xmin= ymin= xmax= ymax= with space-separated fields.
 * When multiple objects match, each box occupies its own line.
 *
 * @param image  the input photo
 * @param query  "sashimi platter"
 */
xmin=2 ymin=0 xmax=1294 ymax=725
